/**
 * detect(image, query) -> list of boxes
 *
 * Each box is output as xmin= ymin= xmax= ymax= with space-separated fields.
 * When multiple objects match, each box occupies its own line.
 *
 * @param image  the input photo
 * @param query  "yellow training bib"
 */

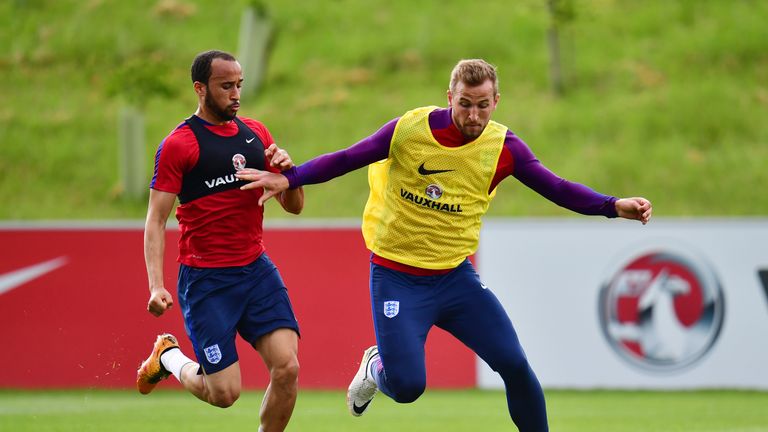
xmin=362 ymin=106 xmax=506 ymax=269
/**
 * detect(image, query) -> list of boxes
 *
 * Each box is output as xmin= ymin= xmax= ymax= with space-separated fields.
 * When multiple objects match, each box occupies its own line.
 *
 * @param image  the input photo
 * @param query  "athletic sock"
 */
xmin=160 ymin=348 xmax=196 ymax=382
xmin=369 ymin=355 xmax=383 ymax=387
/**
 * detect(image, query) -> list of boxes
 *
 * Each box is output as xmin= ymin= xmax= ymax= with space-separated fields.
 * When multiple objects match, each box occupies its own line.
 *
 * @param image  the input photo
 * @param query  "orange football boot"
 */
xmin=136 ymin=333 xmax=179 ymax=394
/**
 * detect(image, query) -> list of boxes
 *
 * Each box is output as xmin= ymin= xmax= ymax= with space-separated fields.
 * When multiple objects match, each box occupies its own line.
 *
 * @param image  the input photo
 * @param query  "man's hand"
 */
xmin=236 ymin=168 xmax=291 ymax=206
xmin=265 ymin=143 xmax=294 ymax=171
xmin=615 ymin=197 xmax=653 ymax=225
xmin=147 ymin=287 xmax=174 ymax=317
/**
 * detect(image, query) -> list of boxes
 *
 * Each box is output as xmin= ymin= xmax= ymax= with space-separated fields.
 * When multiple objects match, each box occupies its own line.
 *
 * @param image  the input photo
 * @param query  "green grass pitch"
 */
xmin=1 ymin=389 xmax=767 ymax=431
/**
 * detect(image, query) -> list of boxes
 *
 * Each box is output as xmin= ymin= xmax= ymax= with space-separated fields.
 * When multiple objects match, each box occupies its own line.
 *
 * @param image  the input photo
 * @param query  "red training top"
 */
xmin=150 ymin=116 xmax=279 ymax=268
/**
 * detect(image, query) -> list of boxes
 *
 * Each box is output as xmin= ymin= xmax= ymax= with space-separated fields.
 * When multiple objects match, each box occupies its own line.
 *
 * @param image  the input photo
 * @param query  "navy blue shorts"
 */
xmin=177 ymin=253 xmax=300 ymax=374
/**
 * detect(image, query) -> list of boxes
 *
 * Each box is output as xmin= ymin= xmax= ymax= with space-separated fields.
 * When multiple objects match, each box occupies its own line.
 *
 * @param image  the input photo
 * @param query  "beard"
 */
xmin=204 ymin=94 xmax=237 ymax=122
xmin=459 ymin=122 xmax=484 ymax=140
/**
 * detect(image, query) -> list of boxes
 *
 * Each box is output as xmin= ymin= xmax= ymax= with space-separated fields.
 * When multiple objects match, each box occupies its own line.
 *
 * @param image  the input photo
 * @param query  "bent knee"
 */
xmin=390 ymin=379 xmax=425 ymax=403
xmin=208 ymin=388 xmax=240 ymax=408
xmin=271 ymin=357 xmax=300 ymax=385
xmin=493 ymin=354 xmax=532 ymax=380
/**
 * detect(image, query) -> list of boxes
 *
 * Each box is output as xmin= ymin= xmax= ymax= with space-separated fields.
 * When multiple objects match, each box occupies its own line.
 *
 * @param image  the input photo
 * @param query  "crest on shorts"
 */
xmin=204 ymin=344 xmax=222 ymax=364
xmin=232 ymin=153 xmax=246 ymax=171
xmin=384 ymin=301 xmax=400 ymax=318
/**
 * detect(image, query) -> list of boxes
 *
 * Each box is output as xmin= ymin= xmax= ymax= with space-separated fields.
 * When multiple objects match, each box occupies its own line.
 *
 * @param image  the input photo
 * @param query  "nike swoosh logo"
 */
xmin=0 ymin=257 xmax=68 ymax=296
xmin=246 ymin=137 xmax=255 ymax=143
xmin=352 ymin=399 xmax=372 ymax=414
xmin=418 ymin=163 xmax=454 ymax=175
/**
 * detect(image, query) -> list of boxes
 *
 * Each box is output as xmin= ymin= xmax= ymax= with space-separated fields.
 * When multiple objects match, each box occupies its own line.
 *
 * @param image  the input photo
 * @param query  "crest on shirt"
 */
xmin=204 ymin=344 xmax=222 ymax=364
xmin=425 ymin=184 xmax=443 ymax=200
xmin=232 ymin=153 xmax=246 ymax=171
xmin=384 ymin=300 xmax=400 ymax=318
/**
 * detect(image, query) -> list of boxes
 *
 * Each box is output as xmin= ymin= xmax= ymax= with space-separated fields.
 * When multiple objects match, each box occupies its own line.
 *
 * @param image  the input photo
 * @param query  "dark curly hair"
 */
xmin=191 ymin=50 xmax=237 ymax=84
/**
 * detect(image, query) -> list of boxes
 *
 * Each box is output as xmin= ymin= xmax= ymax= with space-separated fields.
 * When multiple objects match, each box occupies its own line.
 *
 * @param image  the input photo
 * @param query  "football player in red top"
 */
xmin=138 ymin=50 xmax=304 ymax=432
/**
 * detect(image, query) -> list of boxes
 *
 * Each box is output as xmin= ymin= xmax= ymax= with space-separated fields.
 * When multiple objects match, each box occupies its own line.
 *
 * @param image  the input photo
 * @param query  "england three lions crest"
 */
xmin=384 ymin=301 xmax=399 ymax=318
xmin=204 ymin=344 xmax=222 ymax=364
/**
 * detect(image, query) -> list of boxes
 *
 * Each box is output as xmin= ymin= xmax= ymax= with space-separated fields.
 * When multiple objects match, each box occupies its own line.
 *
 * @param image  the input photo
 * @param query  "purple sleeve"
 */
xmin=282 ymin=118 xmax=398 ymax=188
xmin=508 ymin=134 xmax=618 ymax=217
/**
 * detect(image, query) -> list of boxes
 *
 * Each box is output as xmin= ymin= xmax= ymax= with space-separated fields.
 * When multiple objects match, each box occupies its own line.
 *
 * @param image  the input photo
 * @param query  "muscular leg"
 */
xmin=173 ymin=263 xmax=244 ymax=408
xmin=253 ymin=328 xmax=300 ymax=432
xmin=164 ymin=357 xmax=242 ymax=408
xmin=161 ymin=329 xmax=297 ymax=419
xmin=437 ymin=263 xmax=548 ymax=431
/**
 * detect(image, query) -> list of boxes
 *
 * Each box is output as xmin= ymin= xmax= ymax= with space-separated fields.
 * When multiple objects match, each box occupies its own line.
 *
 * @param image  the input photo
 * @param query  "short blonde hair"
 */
xmin=449 ymin=59 xmax=499 ymax=95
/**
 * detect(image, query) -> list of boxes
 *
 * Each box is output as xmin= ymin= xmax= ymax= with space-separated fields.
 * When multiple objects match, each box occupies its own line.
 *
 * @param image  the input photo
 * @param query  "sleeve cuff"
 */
xmin=283 ymin=166 xmax=300 ymax=189
xmin=606 ymin=196 xmax=619 ymax=218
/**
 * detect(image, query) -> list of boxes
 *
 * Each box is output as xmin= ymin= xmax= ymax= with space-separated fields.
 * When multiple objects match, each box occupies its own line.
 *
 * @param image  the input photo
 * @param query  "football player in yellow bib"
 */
xmin=237 ymin=59 xmax=652 ymax=431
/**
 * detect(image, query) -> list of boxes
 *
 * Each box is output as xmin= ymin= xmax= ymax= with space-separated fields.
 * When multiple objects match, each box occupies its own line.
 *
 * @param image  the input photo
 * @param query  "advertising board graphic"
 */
xmin=478 ymin=219 xmax=768 ymax=390
xmin=598 ymin=248 xmax=725 ymax=372
xmin=2 ymin=220 xmax=767 ymax=390
xmin=0 ymin=225 xmax=474 ymax=389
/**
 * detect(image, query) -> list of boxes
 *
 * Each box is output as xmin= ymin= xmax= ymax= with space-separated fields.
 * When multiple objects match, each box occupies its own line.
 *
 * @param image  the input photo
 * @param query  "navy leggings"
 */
xmin=370 ymin=259 xmax=548 ymax=431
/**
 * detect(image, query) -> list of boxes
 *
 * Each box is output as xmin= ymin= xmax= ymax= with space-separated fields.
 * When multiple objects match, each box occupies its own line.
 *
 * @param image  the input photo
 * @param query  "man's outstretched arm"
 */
xmin=237 ymin=118 xmax=396 ymax=205
xmin=507 ymin=134 xmax=652 ymax=223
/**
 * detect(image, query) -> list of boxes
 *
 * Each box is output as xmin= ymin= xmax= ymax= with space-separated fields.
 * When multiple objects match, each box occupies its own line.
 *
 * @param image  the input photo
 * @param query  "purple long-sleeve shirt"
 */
xmin=283 ymin=108 xmax=617 ymax=217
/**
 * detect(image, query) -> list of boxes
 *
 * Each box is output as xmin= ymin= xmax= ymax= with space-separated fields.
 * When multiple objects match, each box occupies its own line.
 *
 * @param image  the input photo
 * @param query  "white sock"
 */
xmin=160 ymin=348 xmax=196 ymax=382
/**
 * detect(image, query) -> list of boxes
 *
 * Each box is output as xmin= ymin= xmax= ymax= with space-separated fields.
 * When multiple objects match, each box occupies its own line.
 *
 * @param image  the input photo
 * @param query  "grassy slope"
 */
xmin=1 ymin=389 xmax=767 ymax=431
xmin=1 ymin=0 xmax=767 ymax=219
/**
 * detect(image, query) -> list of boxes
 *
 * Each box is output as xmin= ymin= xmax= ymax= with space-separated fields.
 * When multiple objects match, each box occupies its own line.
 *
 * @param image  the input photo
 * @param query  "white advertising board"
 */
xmin=477 ymin=219 xmax=768 ymax=389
